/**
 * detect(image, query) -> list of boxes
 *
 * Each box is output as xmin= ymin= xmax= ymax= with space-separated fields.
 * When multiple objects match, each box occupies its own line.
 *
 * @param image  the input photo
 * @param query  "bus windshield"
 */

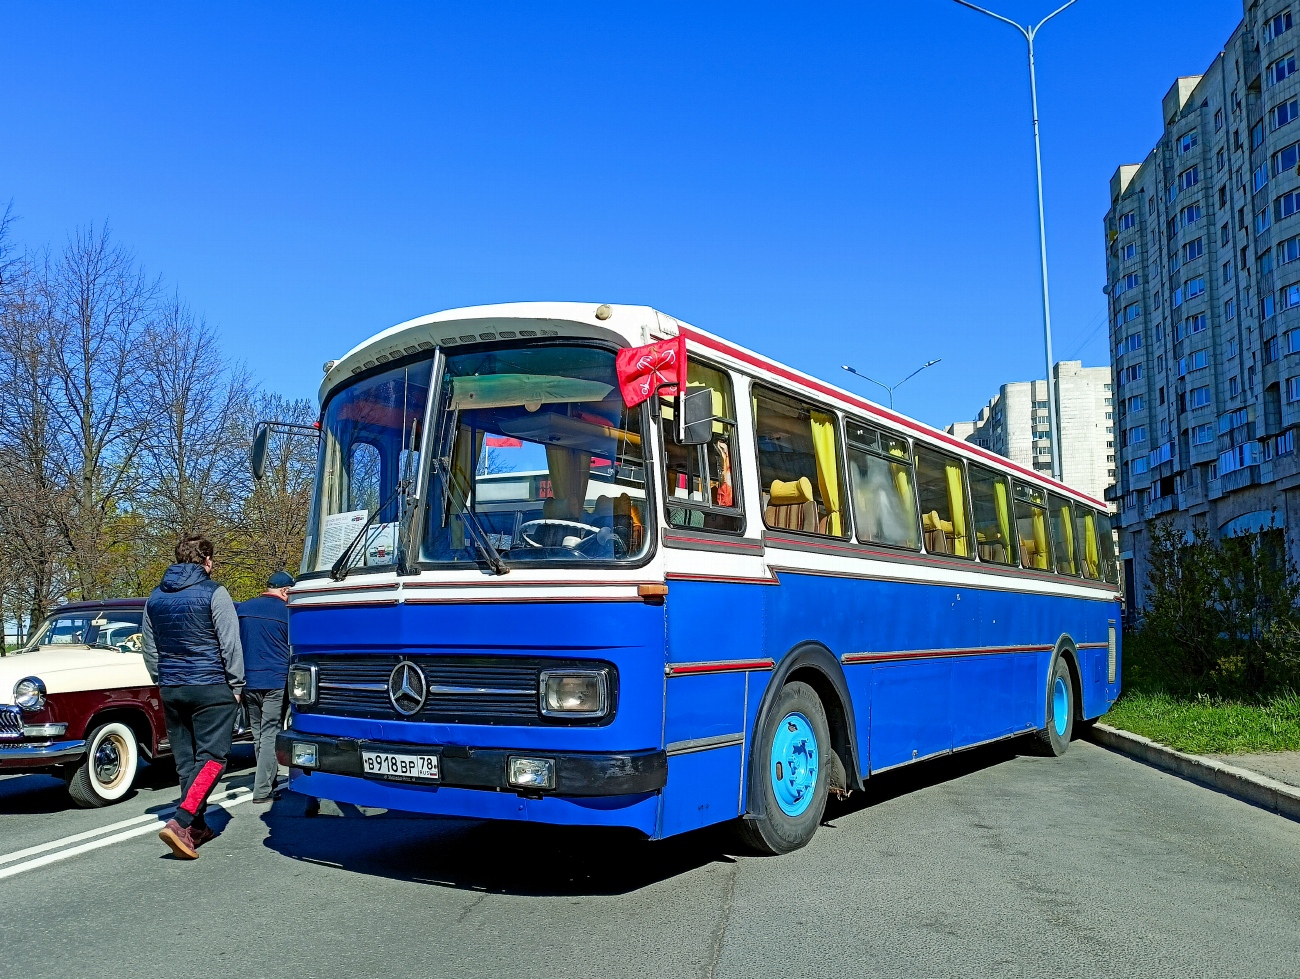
xmin=303 ymin=361 xmax=433 ymax=574
xmin=421 ymin=344 xmax=650 ymax=566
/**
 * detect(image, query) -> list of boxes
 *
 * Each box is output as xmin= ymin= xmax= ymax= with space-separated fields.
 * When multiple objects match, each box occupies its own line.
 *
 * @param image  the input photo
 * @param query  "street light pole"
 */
xmin=953 ymin=0 xmax=1076 ymax=482
xmin=842 ymin=360 xmax=941 ymax=411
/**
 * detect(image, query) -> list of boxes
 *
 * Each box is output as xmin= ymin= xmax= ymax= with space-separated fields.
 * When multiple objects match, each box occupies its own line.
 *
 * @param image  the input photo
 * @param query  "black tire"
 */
xmin=734 ymin=681 xmax=830 ymax=855
xmin=67 ymin=721 xmax=139 ymax=808
xmin=1032 ymin=656 xmax=1075 ymax=757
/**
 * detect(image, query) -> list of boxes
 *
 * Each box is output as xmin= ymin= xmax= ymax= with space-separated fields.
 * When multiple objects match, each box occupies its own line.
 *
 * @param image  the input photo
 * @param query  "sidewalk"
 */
xmin=1206 ymin=751 xmax=1300 ymax=789
xmin=1088 ymin=724 xmax=1300 ymax=822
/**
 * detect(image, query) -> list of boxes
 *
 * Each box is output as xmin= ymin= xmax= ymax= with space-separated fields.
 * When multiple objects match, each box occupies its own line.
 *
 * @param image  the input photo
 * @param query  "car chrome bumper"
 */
xmin=0 ymin=738 xmax=88 ymax=767
xmin=276 ymin=731 xmax=667 ymax=797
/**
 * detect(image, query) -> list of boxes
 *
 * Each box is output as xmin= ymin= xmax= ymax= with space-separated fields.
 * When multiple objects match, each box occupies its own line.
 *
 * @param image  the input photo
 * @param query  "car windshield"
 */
xmin=23 ymin=610 xmax=144 ymax=653
xmin=302 ymin=360 xmax=433 ymax=574
xmin=421 ymin=344 xmax=651 ymax=566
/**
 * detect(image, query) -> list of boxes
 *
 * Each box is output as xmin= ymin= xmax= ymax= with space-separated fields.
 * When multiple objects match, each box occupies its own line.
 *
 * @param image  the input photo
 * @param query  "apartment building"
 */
xmin=946 ymin=361 xmax=1116 ymax=503
xmin=1105 ymin=2 xmax=1300 ymax=606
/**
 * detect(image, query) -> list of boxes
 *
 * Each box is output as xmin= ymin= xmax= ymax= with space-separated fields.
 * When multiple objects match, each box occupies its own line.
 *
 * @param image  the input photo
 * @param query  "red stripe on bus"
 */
xmin=841 ymin=644 xmax=1054 ymax=664
xmin=665 ymin=658 xmax=776 ymax=676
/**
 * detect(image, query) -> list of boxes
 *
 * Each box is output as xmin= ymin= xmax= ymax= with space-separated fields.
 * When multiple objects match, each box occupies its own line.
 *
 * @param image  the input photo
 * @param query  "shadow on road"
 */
xmin=258 ymin=739 xmax=1032 ymax=896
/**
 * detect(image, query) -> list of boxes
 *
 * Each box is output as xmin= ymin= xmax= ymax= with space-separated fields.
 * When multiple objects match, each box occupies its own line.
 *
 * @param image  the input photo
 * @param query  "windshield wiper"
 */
xmin=457 ymin=501 xmax=509 ymax=575
xmin=331 ymin=486 xmax=403 ymax=581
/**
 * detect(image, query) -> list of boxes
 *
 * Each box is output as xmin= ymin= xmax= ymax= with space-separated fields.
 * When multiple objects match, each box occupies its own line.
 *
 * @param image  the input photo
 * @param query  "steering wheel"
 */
xmin=518 ymin=519 xmax=602 ymax=549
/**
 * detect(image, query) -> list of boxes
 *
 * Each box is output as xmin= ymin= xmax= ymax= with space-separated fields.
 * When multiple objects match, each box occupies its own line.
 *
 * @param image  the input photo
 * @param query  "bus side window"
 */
xmin=753 ymin=387 xmax=847 ymax=538
xmin=968 ymin=464 xmax=1018 ymax=566
xmin=1048 ymin=494 xmax=1078 ymax=576
xmin=1075 ymin=507 xmax=1101 ymax=580
xmin=1096 ymin=509 xmax=1120 ymax=584
xmin=659 ymin=360 xmax=743 ymax=533
xmin=845 ymin=419 xmax=920 ymax=550
xmin=913 ymin=444 xmax=973 ymax=558
xmin=1012 ymin=482 xmax=1051 ymax=570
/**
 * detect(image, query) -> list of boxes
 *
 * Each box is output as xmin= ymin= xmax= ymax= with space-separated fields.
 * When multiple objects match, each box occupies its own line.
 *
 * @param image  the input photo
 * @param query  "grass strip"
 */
xmin=1103 ymin=690 xmax=1300 ymax=755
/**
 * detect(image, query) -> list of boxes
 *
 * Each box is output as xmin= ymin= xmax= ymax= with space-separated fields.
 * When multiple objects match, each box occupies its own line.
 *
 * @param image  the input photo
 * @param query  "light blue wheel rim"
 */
xmin=1053 ymin=676 xmax=1069 ymax=736
xmin=770 ymin=710 xmax=819 ymax=817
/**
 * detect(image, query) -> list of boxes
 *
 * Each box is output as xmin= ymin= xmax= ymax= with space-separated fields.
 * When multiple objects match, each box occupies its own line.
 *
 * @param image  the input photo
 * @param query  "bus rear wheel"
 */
xmin=1033 ymin=656 xmax=1075 ymax=757
xmin=735 ymin=681 xmax=830 ymax=855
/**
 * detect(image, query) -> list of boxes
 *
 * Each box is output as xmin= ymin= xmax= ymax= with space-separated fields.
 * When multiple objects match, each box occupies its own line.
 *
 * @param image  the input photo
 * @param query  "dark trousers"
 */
xmin=161 ymin=684 xmax=237 ymax=829
xmin=244 ymin=687 xmax=286 ymax=800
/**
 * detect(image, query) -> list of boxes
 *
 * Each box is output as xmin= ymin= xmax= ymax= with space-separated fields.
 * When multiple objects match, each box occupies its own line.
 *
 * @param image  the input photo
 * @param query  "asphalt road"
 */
xmin=2 ymin=738 xmax=1298 ymax=979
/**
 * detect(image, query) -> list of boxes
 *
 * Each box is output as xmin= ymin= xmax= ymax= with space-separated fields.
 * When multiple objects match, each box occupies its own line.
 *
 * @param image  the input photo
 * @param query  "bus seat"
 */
xmin=765 ymin=477 xmax=817 ymax=533
xmin=922 ymin=510 xmax=953 ymax=554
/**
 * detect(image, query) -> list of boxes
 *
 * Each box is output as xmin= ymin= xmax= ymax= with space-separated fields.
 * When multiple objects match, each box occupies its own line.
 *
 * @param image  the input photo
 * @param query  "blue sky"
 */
xmin=0 ymin=1 xmax=1244 ymax=429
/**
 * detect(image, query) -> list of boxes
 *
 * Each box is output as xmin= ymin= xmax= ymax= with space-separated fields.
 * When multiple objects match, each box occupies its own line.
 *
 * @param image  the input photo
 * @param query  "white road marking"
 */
xmin=0 ymin=786 xmax=254 ymax=880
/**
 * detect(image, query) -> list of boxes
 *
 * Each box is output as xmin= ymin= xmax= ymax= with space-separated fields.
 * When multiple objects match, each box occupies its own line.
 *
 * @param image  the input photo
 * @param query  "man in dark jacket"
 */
xmin=142 ymin=535 xmax=244 ymax=860
xmin=237 ymin=570 xmax=293 ymax=803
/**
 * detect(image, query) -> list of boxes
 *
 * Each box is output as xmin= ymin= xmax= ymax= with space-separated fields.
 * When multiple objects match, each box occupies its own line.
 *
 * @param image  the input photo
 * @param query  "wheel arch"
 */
xmin=1051 ymin=634 xmax=1083 ymax=722
xmin=744 ymin=642 xmax=864 ymax=819
xmin=86 ymin=706 xmax=156 ymax=759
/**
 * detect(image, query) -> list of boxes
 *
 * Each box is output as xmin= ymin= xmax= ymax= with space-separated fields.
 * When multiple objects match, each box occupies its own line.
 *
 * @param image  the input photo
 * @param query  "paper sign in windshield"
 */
xmin=318 ymin=510 xmax=369 ymax=571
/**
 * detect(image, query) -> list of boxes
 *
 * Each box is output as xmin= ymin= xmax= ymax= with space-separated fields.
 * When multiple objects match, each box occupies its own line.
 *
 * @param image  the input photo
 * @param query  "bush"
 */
xmin=1131 ymin=519 xmax=1300 ymax=697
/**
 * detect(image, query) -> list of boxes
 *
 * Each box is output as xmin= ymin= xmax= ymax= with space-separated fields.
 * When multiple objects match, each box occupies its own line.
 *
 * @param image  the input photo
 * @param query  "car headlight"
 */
xmin=539 ymin=669 xmax=608 ymax=718
xmin=288 ymin=664 xmax=317 ymax=705
xmin=14 ymin=677 xmax=47 ymax=713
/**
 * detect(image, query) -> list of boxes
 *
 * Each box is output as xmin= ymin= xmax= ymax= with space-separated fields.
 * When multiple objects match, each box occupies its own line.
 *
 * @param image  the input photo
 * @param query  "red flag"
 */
xmin=485 ymin=436 xmax=522 ymax=448
xmin=616 ymin=337 xmax=686 ymax=408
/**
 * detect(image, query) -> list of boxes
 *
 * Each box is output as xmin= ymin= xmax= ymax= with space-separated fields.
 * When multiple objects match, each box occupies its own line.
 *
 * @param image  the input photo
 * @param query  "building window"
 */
xmin=1192 ymin=423 xmax=1215 ymax=444
xmin=1128 ymin=395 xmax=1145 ymax=411
xmin=1178 ymin=350 xmax=1209 ymax=376
xmin=1266 ymin=335 xmax=1281 ymax=364
xmin=1178 ymin=130 xmax=1198 ymax=155
xmin=1123 ymin=242 xmax=1137 ymax=260
xmin=1255 ymin=164 xmax=1270 ymax=192
xmin=1283 ymin=283 xmax=1300 ymax=309
xmin=1184 ymin=237 xmax=1204 ymax=262
xmin=1230 ymin=375 xmax=1241 ymax=397
xmin=1224 ymin=260 xmax=1234 ymax=283
xmin=1275 ymin=140 xmax=1300 ymax=176
xmin=1262 ymin=250 xmax=1276 ymax=275
xmin=1216 ymin=107 xmax=1225 ymax=131
xmin=1276 ymin=191 xmax=1300 ymax=223
xmin=1157 ymin=354 xmax=1165 ymax=373
xmin=1228 ymin=337 xmax=1239 ymax=359
xmin=1278 ymin=430 xmax=1296 ymax=455
xmin=1118 ymin=211 xmax=1135 ymax=231
xmin=1289 ymin=329 xmax=1300 ymax=354
xmin=1287 ymin=376 xmax=1300 ymax=402
xmin=1254 ymin=120 xmax=1267 ymax=148
xmin=1190 ymin=386 xmax=1213 ymax=408
xmin=1264 ymin=294 xmax=1277 ymax=319
xmin=1226 ymin=297 xmax=1237 ymax=319
xmin=1266 ymin=10 xmax=1294 ymax=42
xmin=1275 ymin=99 xmax=1300 ymax=131
xmin=1179 ymin=165 xmax=1200 ymax=191
xmin=1259 ymin=205 xmax=1275 ymax=234
xmin=1221 ymin=221 xmax=1231 ymax=246
xmin=1219 ymin=148 xmax=1228 ymax=174
xmin=1159 ymin=386 xmax=1166 ymax=405
xmin=1280 ymin=234 xmax=1300 ymax=266
xmin=1271 ymin=53 xmax=1298 ymax=86
xmin=1181 ymin=202 xmax=1202 ymax=226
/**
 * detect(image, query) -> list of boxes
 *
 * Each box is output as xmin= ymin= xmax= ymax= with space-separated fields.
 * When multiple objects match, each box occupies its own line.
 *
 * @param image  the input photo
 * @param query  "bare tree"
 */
xmin=43 ymin=225 xmax=158 ymax=599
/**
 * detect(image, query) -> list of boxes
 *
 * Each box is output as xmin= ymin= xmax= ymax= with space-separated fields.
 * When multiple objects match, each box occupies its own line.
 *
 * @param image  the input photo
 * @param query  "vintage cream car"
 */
xmin=1 ymin=599 xmax=168 ymax=807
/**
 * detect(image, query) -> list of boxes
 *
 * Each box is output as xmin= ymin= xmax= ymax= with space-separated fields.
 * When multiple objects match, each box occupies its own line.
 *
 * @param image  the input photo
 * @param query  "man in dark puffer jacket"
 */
xmin=142 ymin=535 xmax=245 ymax=859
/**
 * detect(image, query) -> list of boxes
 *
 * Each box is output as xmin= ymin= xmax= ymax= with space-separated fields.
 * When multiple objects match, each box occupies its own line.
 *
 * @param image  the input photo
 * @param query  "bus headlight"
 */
xmin=539 ymin=670 xmax=608 ymax=718
xmin=13 ymin=677 xmax=47 ymax=713
xmin=288 ymin=665 xmax=317 ymax=706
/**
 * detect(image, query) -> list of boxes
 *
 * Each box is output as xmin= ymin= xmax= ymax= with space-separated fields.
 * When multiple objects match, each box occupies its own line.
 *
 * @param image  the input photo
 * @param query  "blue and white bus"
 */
xmin=273 ymin=302 xmax=1120 ymax=854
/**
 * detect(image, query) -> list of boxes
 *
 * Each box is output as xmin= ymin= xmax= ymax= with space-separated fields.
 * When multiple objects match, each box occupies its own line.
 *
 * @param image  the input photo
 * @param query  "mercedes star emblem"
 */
xmin=388 ymin=661 xmax=427 ymax=716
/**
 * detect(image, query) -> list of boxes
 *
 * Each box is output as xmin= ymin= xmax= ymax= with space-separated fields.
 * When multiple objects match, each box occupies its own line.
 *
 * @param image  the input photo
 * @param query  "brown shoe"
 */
xmin=190 ymin=825 xmax=216 ymax=848
xmin=159 ymin=819 xmax=199 ymax=860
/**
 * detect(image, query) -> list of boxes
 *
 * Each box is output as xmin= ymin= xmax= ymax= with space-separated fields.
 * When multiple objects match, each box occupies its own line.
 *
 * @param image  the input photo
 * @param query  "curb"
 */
xmin=1087 ymin=723 xmax=1300 ymax=823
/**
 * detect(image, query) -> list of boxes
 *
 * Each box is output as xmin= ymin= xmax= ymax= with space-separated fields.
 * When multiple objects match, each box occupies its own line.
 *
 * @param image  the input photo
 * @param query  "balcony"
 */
xmin=1144 ymin=495 xmax=1179 ymax=519
xmin=1219 ymin=465 xmax=1261 ymax=495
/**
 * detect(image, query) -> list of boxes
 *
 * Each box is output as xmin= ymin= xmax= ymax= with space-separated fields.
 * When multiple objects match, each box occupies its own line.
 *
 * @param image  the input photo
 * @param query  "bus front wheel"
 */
xmin=1033 ymin=656 xmax=1075 ymax=757
xmin=735 ymin=681 xmax=830 ymax=855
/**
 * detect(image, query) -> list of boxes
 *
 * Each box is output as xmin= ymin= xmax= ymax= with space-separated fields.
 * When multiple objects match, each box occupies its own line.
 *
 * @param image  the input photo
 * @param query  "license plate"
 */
xmin=361 ymin=750 xmax=440 ymax=782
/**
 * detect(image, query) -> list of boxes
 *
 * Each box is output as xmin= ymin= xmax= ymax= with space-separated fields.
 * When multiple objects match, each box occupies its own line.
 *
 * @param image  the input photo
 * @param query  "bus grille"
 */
xmin=299 ymin=655 xmax=612 ymax=726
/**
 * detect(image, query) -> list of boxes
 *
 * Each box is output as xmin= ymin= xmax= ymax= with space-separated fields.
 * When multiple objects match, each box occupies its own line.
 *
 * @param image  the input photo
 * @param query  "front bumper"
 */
xmin=0 ymin=739 xmax=88 ymax=769
xmin=276 ymin=731 xmax=667 ymax=798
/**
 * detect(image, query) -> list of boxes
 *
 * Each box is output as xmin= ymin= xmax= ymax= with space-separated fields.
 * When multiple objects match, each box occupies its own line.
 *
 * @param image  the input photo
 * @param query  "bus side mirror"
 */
xmin=250 ymin=424 xmax=270 ymax=481
xmin=677 ymin=388 xmax=714 ymax=445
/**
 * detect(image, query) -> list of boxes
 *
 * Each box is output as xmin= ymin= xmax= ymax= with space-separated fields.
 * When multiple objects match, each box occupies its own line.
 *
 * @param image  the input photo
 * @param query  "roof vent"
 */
xmin=595 ymin=304 xmax=612 ymax=320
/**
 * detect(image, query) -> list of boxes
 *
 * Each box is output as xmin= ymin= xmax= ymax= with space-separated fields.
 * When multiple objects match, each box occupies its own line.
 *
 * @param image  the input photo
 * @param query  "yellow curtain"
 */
xmin=893 ymin=464 xmax=916 ymax=545
xmin=545 ymin=445 xmax=592 ymax=520
xmin=1032 ymin=508 xmax=1049 ymax=569
xmin=1082 ymin=512 xmax=1100 ymax=579
xmin=944 ymin=462 xmax=969 ymax=557
xmin=810 ymin=412 xmax=843 ymax=537
xmin=449 ymin=427 xmax=485 ymax=549
xmin=1058 ymin=505 xmax=1076 ymax=574
xmin=994 ymin=478 xmax=1013 ymax=565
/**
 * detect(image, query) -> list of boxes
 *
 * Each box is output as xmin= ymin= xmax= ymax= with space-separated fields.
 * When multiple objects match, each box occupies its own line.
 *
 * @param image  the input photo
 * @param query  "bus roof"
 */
xmin=321 ymin=302 xmax=1109 ymax=510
